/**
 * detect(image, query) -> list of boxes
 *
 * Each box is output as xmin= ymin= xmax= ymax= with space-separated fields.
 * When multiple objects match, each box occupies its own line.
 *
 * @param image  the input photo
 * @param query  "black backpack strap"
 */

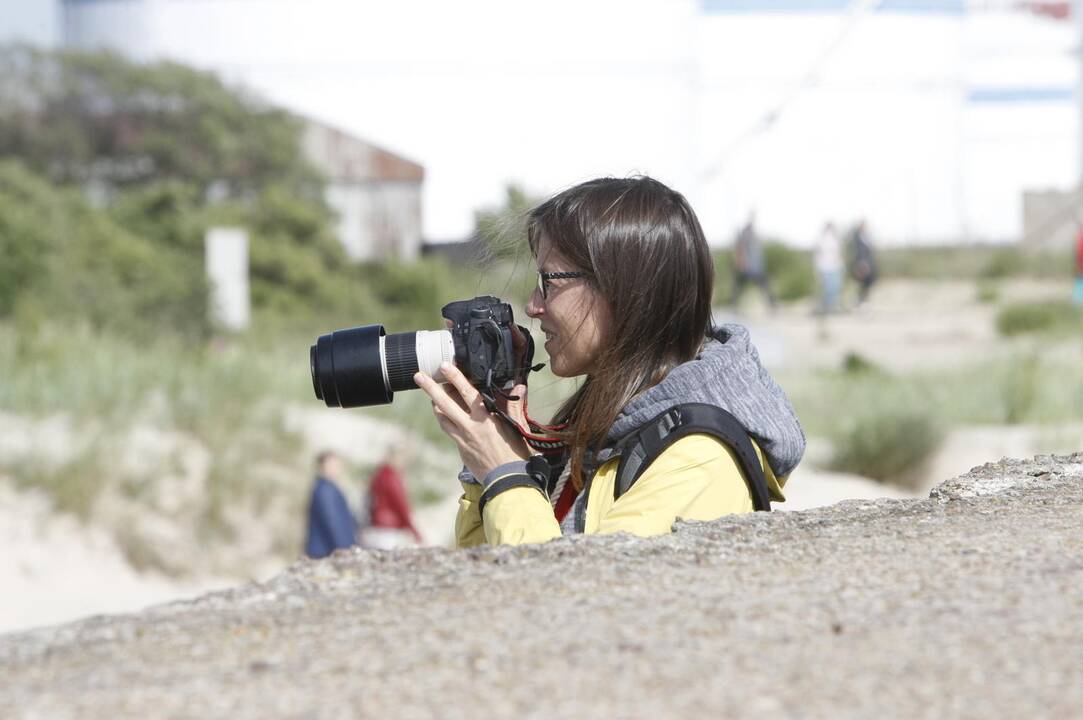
xmin=613 ymin=403 xmax=772 ymax=511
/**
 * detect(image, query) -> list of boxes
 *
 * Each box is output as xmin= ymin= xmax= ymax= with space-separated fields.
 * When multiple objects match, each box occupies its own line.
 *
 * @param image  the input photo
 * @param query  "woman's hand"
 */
xmin=414 ymin=362 xmax=530 ymax=481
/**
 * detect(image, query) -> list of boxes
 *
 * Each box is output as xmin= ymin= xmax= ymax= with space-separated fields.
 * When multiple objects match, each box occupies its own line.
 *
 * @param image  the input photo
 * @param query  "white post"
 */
xmin=204 ymin=227 xmax=251 ymax=331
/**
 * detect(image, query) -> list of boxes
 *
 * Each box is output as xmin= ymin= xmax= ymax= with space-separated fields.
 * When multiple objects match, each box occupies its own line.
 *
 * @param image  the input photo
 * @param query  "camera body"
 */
xmin=311 ymin=295 xmax=526 ymax=409
xmin=442 ymin=295 xmax=519 ymax=393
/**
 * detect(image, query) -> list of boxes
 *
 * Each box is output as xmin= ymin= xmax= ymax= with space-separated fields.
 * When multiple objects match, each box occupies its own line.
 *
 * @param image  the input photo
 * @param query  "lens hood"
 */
xmin=310 ymin=324 xmax=394 ymax=408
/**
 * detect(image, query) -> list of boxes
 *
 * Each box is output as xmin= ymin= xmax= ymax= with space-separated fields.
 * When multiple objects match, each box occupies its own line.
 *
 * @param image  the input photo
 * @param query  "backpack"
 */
xmin=612 ymin=403 xmax=772 ymax=511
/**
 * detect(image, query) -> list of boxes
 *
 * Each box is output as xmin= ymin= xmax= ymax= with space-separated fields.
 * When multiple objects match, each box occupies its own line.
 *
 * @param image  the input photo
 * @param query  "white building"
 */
xmin=302 ymin=119 xmax=424 ymax=262
xmin=60 ymin=0 xmax=1078 ymax=247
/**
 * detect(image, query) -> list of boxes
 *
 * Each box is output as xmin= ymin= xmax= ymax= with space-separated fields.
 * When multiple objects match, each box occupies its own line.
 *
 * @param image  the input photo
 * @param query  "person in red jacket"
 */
xmin=360 ymin=444 xmax=424 ymax=549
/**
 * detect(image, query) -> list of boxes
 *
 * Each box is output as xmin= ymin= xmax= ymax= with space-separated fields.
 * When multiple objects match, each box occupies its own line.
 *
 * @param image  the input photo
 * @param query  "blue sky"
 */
xmin=0 ymin=0 xmax=60 ymax=46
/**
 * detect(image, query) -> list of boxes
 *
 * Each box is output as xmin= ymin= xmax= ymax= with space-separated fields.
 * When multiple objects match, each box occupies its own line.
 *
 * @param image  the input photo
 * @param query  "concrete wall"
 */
xmin=325 ymin=182 xmax=422 ymax=262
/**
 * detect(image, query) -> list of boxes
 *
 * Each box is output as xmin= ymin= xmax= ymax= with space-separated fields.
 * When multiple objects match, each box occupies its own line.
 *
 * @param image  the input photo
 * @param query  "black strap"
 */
xmin=613 ymin=403 xmax=772 ymax=512
xmin=477 ymin=457 xmax=551 ymax=516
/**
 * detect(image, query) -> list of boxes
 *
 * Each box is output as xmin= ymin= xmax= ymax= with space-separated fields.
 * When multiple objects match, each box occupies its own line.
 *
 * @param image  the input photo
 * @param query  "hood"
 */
xmin=602 ymin=324 xmax=805 ymax=478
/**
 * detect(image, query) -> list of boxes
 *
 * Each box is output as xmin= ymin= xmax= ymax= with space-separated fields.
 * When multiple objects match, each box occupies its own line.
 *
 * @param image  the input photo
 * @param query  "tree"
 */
xmin=0 ymin=45 xmax=322 ymax=198
xmin=0 ymin=159 xmax=210 ymax=339
xmin=0 ymin=45 xmax=360 ymax=328
xmin=473 ymin=184 xmax=541 ymax=261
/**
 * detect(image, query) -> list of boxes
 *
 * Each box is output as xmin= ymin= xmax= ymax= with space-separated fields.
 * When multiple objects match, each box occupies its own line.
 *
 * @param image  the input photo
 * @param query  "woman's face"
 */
xmin=525 ymin=235 xmax=610 ymax=377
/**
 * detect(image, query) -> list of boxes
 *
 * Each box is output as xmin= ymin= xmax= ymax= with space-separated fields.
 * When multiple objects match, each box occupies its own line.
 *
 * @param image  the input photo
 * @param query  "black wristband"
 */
xmin=478 ymin=474 xmax=547 ymax=517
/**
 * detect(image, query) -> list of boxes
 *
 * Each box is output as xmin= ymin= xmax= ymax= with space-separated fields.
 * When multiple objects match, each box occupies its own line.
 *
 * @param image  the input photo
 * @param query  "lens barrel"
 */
xmin=384 ymin=332 xmax=420 ymax=392
xmin=310 ymin=324 xmax=393 ymax=408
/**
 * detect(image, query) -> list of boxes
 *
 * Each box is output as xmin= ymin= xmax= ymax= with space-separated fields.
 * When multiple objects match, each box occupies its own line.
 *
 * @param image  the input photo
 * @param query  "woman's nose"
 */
xmin=525 ymin=286 xmax=544 ymax=318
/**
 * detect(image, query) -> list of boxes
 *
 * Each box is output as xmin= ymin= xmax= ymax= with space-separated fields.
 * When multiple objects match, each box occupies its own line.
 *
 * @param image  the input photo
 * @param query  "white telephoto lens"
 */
xmin=415 ymin=330 xmax=456 ymax=382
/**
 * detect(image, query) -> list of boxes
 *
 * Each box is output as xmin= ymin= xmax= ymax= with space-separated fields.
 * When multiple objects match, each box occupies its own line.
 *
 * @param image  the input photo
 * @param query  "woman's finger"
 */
xmin=439 ymin=362 xmax=484 ymax=411
xmin=433 ymin=412 xmax=464 ymax=441
xmin=498 ymin=382 xmax=529 ymax=430
xmin=510 ymin=323 xmax=526 ymax=356
xmin=440 ymin=383 xmax=470 ymax=414
xmin=509 ymin=383 xmax=529 ymax=424
xmin=414 ymin=371 xmax=471 ymax=426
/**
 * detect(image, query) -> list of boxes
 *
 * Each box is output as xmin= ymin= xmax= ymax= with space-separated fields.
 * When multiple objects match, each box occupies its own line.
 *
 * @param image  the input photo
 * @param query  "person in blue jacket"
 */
xmin=304 ymin=450 xmax=358 ymax=558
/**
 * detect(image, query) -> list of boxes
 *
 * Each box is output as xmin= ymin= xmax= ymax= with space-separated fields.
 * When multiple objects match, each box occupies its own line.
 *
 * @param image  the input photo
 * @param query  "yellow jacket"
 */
xmin=455 ymin=434 xmax=786 ymax=548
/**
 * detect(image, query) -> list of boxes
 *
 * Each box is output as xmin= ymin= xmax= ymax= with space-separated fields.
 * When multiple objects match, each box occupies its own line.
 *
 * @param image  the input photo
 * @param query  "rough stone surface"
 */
xmin=2 ymin=454 xmax=1082 ymax=719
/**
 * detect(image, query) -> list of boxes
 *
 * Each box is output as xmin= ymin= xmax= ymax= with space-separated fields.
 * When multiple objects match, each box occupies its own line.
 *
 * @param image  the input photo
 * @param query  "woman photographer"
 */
xmin=414 ymin=177 xmax=804 ymax=546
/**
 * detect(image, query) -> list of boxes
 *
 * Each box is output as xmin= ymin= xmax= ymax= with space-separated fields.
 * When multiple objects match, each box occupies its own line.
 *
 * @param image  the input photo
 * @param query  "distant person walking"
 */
xmin=305 ymin=450 xmax=358 ymax=559
xmin=849 ymin=219 xmax=879 ymax=308
xmin=1073 ymin=219 xmax=1083 ymax=305
xmin=813 ymin=222 xmax=844 ymax=315
xmin=360 ymin=444 xmax=423 ymax=550
xmin=729 ymin=212 xmax=776 ymax=310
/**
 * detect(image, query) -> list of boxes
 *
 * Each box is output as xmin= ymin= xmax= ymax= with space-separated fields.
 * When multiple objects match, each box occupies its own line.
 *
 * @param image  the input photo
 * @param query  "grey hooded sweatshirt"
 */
xmin=561 ymin=323 xmax=805 ymax=533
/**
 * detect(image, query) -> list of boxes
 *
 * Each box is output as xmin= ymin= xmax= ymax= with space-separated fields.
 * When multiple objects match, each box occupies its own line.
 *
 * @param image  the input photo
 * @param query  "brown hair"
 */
xmin=527 ymin=177 xmax=714 ymax=488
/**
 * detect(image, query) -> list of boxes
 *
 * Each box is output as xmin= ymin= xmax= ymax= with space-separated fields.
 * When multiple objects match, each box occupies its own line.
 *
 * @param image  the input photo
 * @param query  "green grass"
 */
xmin=781 ymin=351 xmax=1083 ymax=481
xmin=787 ymin=354 xmax=1083 ymax=433
xmin=996 ymin=300 xmax=1083 ymax=337
xmin=975 ymin=280 xmax=1000 ymax=304
xmin=0 ymin=256 xmax=544 ymax=573
xmin=878 ymin=245 xmax=1071 ymax=281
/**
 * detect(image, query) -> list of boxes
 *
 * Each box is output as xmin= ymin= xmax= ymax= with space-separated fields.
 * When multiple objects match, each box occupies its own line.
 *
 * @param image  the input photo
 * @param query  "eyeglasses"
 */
xmin=537 ymin=270 xmax=588 ymax=299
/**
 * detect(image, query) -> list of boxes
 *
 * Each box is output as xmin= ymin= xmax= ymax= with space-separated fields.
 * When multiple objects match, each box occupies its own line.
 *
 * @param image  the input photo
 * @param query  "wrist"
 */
xmin=480 ymin=460 xmax=530 ymax=490
xmin=477 ymin=455 xmax=552 ymax=516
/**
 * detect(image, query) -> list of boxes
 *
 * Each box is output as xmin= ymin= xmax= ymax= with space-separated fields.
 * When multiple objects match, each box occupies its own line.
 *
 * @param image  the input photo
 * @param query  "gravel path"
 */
xmin=2 ymin=454 xmax=1082 ymax=719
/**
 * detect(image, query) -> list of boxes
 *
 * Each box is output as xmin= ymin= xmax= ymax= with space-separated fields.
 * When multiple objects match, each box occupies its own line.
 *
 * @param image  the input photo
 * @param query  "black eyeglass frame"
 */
xmin=537 ymin=270 xmax=588 ymax=299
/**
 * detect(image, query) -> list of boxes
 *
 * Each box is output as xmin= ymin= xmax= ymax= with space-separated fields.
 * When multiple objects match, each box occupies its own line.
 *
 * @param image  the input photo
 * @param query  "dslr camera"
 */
xmin=311 ymin=295 xmax=528 ymax=408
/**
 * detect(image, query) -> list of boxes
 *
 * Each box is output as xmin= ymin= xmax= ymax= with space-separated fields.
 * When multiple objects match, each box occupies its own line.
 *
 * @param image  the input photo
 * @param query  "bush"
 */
xmin=979 ymin=248 xmax=1022 ymax=280
xmin=765 ymin=243 xmax=815 ymax=301
xmin=473 ymin=185 xmax=540 ymax=262
xmin=363 ymin=256 xmax=522 ymax=331
xmin=0 ymin=160 xmax=210 ymax=340
xmin=0 ymin=46 xmax=321 ymax=195
xmin=0 ymin=47 xmax=350 ymax=336
xmin=1001 ymin=354 xmax=1039 ymax=424
xmin=712 ymin=251 xmax=735 ymax=306
xmin=975 ymin=280 xmax=999 ymax=304
xmin=841 ymin=352 xmax=884 ymax=376
xmin=713 ymin=242 xmax=814 ymax=306
xmin=879 ymin=245 xmax=1071 ymax=281
xmin=996 ymin=301 xmax=1083 ymax=337
xmin=830 ymin=406 xmax=942 ymax=486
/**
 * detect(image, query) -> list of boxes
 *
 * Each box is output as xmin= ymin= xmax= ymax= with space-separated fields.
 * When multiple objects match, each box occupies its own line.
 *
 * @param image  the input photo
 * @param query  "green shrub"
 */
xmin=764 ymin=243 xmax=815 ymax=301
xmin=364 ymin=257 xmax=498 ymax=330
xmin=4 ymin=447 xmax=108 ymax=521
xmin=473 ymin=185 xmax=540 ymax=262
xmin=996 ymin=301 xmax=1083 ymax=337
xmin=975 ymin=280 xmax=999 ymax=304
xmin=879 ymin=245 xmax=1070 ymax=281
xmin=0 ymin=162 xmax=61 ymax=315
xmin=713 ymin=242 xmax=814 ymax=305
xmin=0 ymin=46 xmax=321 ymax=195
xmin=1001 ymin=354 xmax=1039 ymax=424
xmin=979 ymin=248 xmax=1022 ymax=280
xmin=830 ymin=407 xmax=942 ymax=486
xmin=0 ymin=160 xmax=211 ymax=340
xmin=782 ymin=353 xmax=1083 ymax=460
xmin=712 ymin=251 xmax=735 ymax=306
xmin=841 ymin=352 xmax=884 ymax=376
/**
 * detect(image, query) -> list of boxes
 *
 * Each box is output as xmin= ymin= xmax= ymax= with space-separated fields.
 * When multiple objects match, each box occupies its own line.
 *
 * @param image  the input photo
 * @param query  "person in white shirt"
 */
xmin=813 ymin=221 xmax=843 ymax=315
